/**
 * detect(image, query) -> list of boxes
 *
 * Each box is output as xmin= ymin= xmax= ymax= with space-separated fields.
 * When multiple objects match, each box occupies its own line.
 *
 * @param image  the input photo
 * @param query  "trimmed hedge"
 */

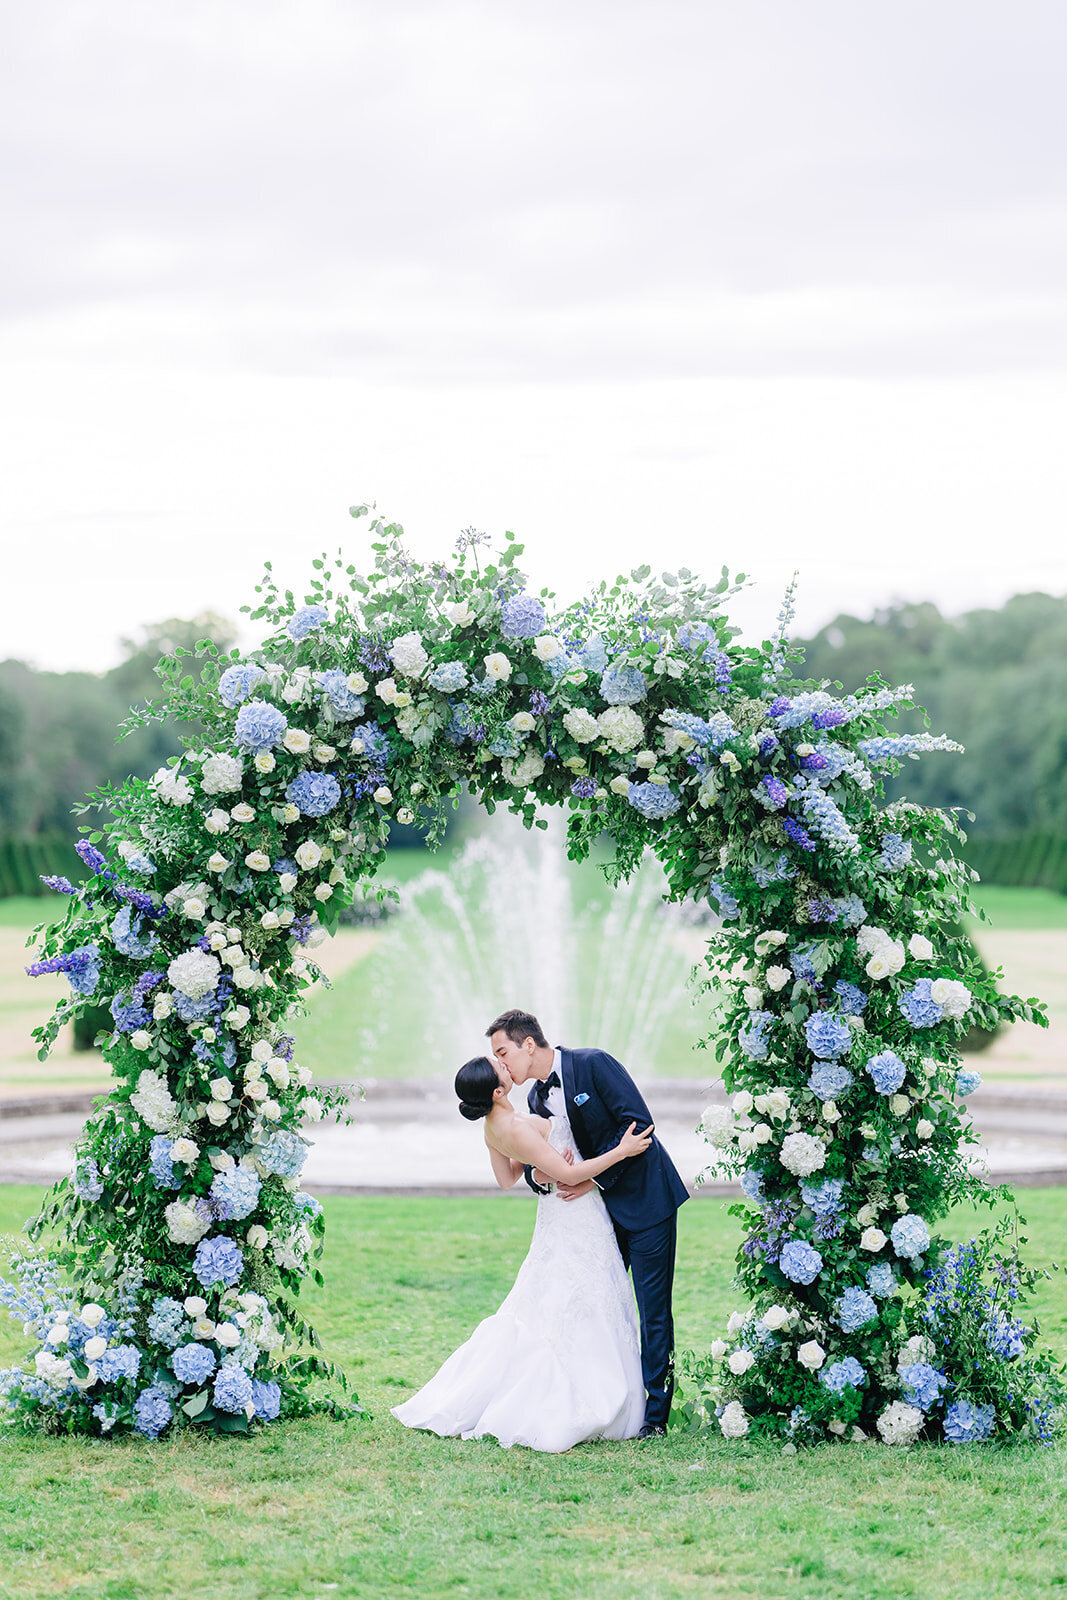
xmin=0 ymin=835 xmax=85 ymax=898
xmin=965 ymin=831 xmax=1067 ymax=894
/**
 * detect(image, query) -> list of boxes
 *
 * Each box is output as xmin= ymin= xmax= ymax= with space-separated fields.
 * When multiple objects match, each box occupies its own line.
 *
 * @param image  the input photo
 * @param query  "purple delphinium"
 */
xmin=760 ymin=775 xmax=789 ymax=810
xmin=40 ymin=875 xmax=76 ymax=895
xmin=782 ymin=816 xmax=817 ymax=852
xmin=529 ymin=689 xmax=550 ymax=716
xmin=75 ymin=840 xmax=108 ymax=875
xmin=571 ymin=778 xmax=597 ymax=799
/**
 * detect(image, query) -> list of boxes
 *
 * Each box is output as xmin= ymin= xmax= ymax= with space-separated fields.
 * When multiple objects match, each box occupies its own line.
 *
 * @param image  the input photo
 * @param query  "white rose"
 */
xmin=261 ymin=1098 xmax=282 ymax=1121
xmin=254 ymin=751 xmax=276 ymax=773
xmin=45 ymin=1322 xmax=69 ymax=1346
xmin=209 ymin=1077 xmax=232 ymax=1102
xmin=279 ymin=872 xmax=298 ymax=894
xmin=245 ymin=1079 xmax=269 ymax=1102
xmin=150 ymin=765 xmax=193 ymax=806
xmin=295 ymin=841 xmax=322 ymax=871
xmin=246 ymin=1224 xmax=269 ymax=1249
xmin=822 ymin=1101 xmax=841 ymax=1123
xmin=719 ymin=750 xmax=742 ymax=774
xmin=860 ymin=1227 xmax=887 ymax=1252
xmin=373 ymin=786 xmax=393 ymax=805
xmin=346 ymin=671 xmax=369 ymax=693
xmin=719 ymin=1401 xmax=750 ymax=1439
xmin=209 ymin=1150 xmax=235 ymax=1171
xmin=856 ymin=1204 xmax=879 ymax=1227
xmin=204 ymin=808 xmax=230 ymax=835
xmin=227 ymin=1005 xmax=251 ymax=1031
xmin=232 ymin=966 xmax=259 ymax=991
xmin=205 ymin=1101 xmax=231 ymax=1126
xmin=260 ymin=910 xmax=281 ymax=930
xmin=828 ymin=1420 xmax=847 ymax=1436
xmin=214 ymin=1322 xmax=241 ymax=1348
xmin=200 ymin=753 xmax=244 ymax=796
xmin=230 ymin=803 xmax=256 ymax=823
xmin=207 ymin=853 xmax=230 ymax=874
xmin=728 ymin=1348 xmax=755 ymax=1375
xmin=184 ymin=1295 xmax=208 ymax=1316
xmin=760 ymin=1305 xmax=791 ymax=1331
xmin=889 ymin=1094 xmax=911 ymax=1117
xmin=752 ymin=1122 xmax=773 ymax=1145
xmin=908 ymin=934 xmax=935 ymax=961
xmin=634 ymin=749 xmax=657 ymax=769
xmin=79 ymin=1303 xmax=106 ymax=1328
xmin=303 ymin=1097 xmax=324 ymax=1122
xmin=283 ymin=728 xmax=312 ymax=754
xmin=84 ymin=1335 xmax=108 ymax=1362
xmin=192 ymin=1317 xmax=216 ymax=1340
xmin=314 ymin=883 xmax=333 ymax=902
xmin=152 ymin=992 xmax=174 ymax=1022
xmin=609 ymin=775 xmax=632 ymax=796
xmin=266 ymin=1058 xmax=290 ymax=1089
xmin=916 ymin=1119 xmax=935 ymax=1139
xmin=375 ymin=678 xmax=399 ymax=706
xmin=930 ymin=977 xmax=973 ymax=1019
xmin=312 ymin=742 xmax=335 ymax=762
xmin=483 ymin=652 xmax=512 ymax=683
xmin=742 ymin=986 xmax=763 ymax=1009
xmin=170 ymin=1137 xmax=199 ymax=1164
xmin=444 ymin=600 xmax=473 ymax=627
xmin=731 ymin=1090 xmax=754 ymax=1115
xmin=130 ymin=1030 xmax=152 ymax=1052
xmin=753 ymin=1088 xmax=791 ymax=1121
xmin=395 ymin=807 xmax=415 ymax=826
xmin=245 ymin=851 xmax=271 ymax=873
xmin=754 ymin=930 xmax=788 ymax=955
xmin=765 ymin=965 xmax=791 ymax=992
xmin=182 ymin=897 xmax=206 ymax=921
xmin=165 ymin=1200 xmax=209 ymax=1246
xmin=797 ymin=1340 xmax=825 ymax=1370
xmin=710 ymin=1339 xmax=728 ymax=1359
xmin=726 ymin=1312 xmax=746 ymax=1336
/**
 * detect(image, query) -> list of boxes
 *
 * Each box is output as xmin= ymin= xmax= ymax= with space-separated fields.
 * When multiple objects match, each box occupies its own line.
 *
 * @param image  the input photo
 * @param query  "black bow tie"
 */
xmin=534 ymin=1071 xmax=560 ymax=1101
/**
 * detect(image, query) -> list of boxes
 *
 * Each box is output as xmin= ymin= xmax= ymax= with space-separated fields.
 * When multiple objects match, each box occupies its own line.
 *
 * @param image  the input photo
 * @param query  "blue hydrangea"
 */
xmin=834 ymin=981 xmax=868 ymax=1015
xmin=879 ymin=833 xmax=913 ymax=870
xmin=544 ymin=650 xmax=578 ymax=681
xmin=676 ymin=620 xmax=716 ymax=656
xmin=256 ymin=1129 xmax=308 ymax=1180
xmin=819 ymin=1357 xmax=867 ymax=1393
xmin=251 ymin=1379 xmax=282 ymax=1421
xmin=833 ymin=895 xmax=868 ymax=928
xmin=866 ymin=1050 xmax=907 ymax=1095
xmin=661 ymin=710 xmax=720 ymax=747
xmin=171 ymin=1342 xmax=217 ymax=1385
xmin=899 ymin=979 xmax=943 ymax=1029
xmin=579 ymin=635 xmax=608 ymax=673
xmin=739 ymin=1169 xmax=765 ymax=1202
xmin=235 ymin=700 xmax=288 ymax=751
xmin=834 ymin=1287 xmax=878 ymax=1332
xmin=110 ymin=990 xmax=151 ymax=1034
xmin=627 ymin=783 xmax=681 ymax=820
xmin=900 ymin=1362 xmax=947 ymax=1409
xmin=124 ymin=851 xmax=156 ymax=875
xmin=146 ymin=1298 xmax=186 ymax=1348
xmin=210 ymin=1166 xmax=261 ymax=1222
xmin=315 ymin=669 xmax=365 ymax=719
xmin=891 ymin=1213 xmax=930 ymax=1259
xmin=288 ymin=605 xmax=328 ymax=641
xmin=866 ymin=1262 xmax=897 ymax=1298
xmin=351 ymin=721 xmax=391 ymax=766
xmin=149 ymin=1135 xmax=180 ymax=1190
xmin=738 ymin=1010 xmax=774 ymax=1061
xmin=789 ymin=945 xmax=819 ymax=987
xmin=294 ymin=1191 xmax=323 ymax=1216
xmin=218 ymin=662 xmax=267 ymax=708
xmin=709 ymin=877 xmax=740 ymax=919
xmin=599 ymin=664 xmax=647 ymax=705
xmin=286 ymin=770 xmax=342 ymax=818
xmin=778 ymin=1239 xmax=823 ymax=1284
xmin=943 ymin=1398 xmax=995 ymax=1444
xmin=499 ymin=592 xmax=547 ymax=639
xmin=193 ymin=1235 xmax=244 ymax=1289
xmin=807 ymin=1061 xmax=854 ymax=1101
xmin=804 ymin=1012 xmax=852 ymax=1060
xmin=213 ymin=1363 xmax=254 ymax=1414
xmin=956 ymin=1069 xmax=982 ymax=1097
xmin=97 ymin=1343 xmax=142 ymax=1383
xmin=133 ymin=1386 xmax=173 ymax=1439
xmin=65 ymin=945 xmax=102 ymax=997
xmin=800 ymin=1177 xmax=845 ymax=1218
xmin=73 ymin=1157 xmax=104 ymax=1202
xmin=428 ymin=661 xmax=469 ymax=693
xmin=173 ymin=989 xmax=216 ymax=1023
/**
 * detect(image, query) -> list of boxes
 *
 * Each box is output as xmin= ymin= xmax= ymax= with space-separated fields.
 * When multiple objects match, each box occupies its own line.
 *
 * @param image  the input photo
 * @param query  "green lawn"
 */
xmin=1 ymin=1185 xmax=1065 ymax=1600
xmin=967 ymin=886 xmax=1067 ymax=932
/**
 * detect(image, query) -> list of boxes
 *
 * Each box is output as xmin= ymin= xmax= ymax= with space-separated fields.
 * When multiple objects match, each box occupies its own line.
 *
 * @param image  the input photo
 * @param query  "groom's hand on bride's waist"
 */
xmin=556 ymin=1179 xmax=595 ymax=1201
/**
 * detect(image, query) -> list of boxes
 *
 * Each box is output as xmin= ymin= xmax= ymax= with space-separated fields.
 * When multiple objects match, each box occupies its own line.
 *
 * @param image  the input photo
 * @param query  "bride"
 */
xmin=391 ymin=1054 xmax=652 ymax=1452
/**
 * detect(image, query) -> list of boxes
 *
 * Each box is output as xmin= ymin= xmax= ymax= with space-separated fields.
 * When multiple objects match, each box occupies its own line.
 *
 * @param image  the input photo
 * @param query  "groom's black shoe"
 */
xmin=637 ymin=1423 xmax=667 ymax=1440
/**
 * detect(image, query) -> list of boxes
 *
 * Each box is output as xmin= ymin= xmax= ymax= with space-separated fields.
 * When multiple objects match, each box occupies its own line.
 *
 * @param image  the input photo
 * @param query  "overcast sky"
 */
xmin=3 ymin=1 xmax=1066 ymax=672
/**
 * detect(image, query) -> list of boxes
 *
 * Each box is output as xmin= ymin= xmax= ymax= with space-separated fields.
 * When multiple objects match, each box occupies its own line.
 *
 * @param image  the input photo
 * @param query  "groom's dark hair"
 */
xmin=486 ymin=1008 xmax=548 ymax=1049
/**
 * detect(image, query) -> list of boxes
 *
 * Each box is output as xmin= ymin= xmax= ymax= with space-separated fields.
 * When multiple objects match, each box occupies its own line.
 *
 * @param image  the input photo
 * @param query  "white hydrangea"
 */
xmin=876 ymin=1401 xmax=925 ymax=1446
xmin=200 ymin=753 xmax=245 ymax=796
xmin=130 ymin=1069 xmax=177 ymax=1133
xmin=35 ymin=1351 xmax=75 ymax=1389
xmin=150 ymin=765 xmax=193 ymax=806
xmin=700 ymin=1104 xmax=734 ymax=1147
xmin=167 ymin=948 xmax=221 ymax=1000
xmin=563 ymin=708 xmax=600 ymax=743
xmin=165 ymin=1198 xmax=210 ymax=1246
xmin=897 ymin=1334 xmax=935 ymax=1370
xmin=389 ymin=631 xmax=429 ymax=678
xmin=929 ymin=977 xmax=973 ymax=1019
xmin=596 ymin=705 xmax=644 ymax=753
xmin=719 ymin=1400 xmax=750 ymax=1439
xmin=502 ymin=750 xmax=545 ymax=788
xmin=779 ymin=1132 xmax=826 ymax=1178
xmin=271 ymin=1223 xmax=312 ymax=1271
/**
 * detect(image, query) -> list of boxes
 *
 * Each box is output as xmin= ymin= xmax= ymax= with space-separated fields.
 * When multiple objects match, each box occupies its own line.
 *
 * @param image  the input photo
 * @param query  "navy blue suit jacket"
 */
xmin=527 ymin=1046 xmax=689 ymax=1232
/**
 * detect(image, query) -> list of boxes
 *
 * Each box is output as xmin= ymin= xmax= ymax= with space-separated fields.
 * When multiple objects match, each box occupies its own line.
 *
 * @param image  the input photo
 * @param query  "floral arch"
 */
xmin=4 ymin=508 xmax=1055 ymax=1446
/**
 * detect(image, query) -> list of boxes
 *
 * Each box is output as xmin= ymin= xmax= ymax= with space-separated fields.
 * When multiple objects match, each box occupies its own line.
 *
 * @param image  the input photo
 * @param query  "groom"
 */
xmin=487 ymin=1008 xmax=689 ymax=1438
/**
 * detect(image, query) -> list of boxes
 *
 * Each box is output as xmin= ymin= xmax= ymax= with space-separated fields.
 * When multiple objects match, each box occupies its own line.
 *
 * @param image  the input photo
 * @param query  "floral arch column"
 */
xmin=3 ymin=510 xmax=1054 ymax=1445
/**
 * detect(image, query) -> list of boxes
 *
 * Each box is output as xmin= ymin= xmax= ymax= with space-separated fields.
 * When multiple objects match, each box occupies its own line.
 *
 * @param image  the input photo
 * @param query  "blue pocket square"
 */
xmin=573 ymin=1093 xmax=590 ymax=1106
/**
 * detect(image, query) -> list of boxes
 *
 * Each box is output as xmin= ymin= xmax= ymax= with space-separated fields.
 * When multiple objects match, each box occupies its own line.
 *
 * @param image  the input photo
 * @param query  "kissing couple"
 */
xmin=392 ymin=1008 xmax=689 ymax=1452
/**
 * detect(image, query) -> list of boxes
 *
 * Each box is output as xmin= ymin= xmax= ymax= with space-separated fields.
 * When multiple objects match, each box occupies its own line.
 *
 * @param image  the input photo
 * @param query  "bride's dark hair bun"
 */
xmin=455 ymin=1055 xmax=499 ymax=1121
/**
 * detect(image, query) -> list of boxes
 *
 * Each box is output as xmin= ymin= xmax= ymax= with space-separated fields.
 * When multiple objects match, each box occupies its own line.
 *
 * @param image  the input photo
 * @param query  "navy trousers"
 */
xmin=612 ymin=1212 xmax=678 ymax=1431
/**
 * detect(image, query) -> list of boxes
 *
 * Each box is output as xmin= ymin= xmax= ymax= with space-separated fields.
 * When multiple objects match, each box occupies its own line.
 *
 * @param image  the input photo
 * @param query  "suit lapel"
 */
xmin=558 ymin=1047 xmax=588 ymax=1152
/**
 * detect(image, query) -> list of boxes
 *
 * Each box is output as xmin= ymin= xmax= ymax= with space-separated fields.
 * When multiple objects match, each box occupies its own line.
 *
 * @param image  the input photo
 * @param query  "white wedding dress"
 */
xmin=392 ymin=1111 xmax=646 ymax=1452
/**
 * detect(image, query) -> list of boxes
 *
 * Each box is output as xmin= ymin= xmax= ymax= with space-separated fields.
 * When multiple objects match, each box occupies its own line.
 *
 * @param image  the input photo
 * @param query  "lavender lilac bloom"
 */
xmin=75 ymin=840 xmax=108 ymax=875
xmin=40 ymin=875 xmax=76 ymax=895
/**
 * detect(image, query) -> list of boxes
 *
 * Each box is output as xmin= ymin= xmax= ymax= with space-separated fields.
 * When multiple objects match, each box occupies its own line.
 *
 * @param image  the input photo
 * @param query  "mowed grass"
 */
xmin=1 ymin=1186 xmax=1065 ymax=1600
